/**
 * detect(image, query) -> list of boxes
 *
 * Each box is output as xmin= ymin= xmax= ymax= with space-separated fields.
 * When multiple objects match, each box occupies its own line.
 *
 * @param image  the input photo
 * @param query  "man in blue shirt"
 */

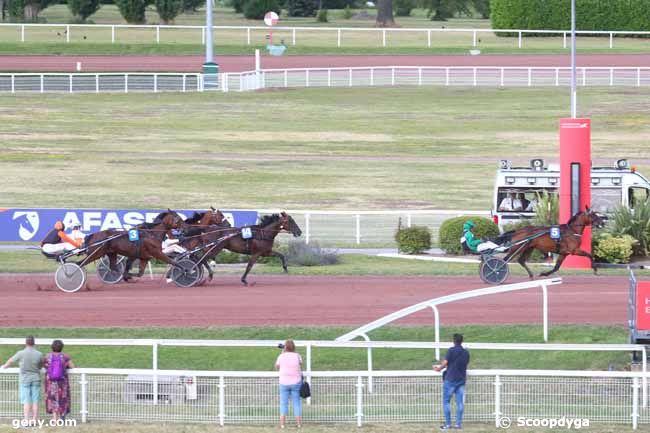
xmin=434 ymin=334 xmax=470 ymax=430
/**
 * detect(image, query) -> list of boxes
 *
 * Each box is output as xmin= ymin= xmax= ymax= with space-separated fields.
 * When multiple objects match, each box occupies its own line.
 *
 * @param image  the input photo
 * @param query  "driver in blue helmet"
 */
xmin=461 ymin=221 xmax=498 ymax=254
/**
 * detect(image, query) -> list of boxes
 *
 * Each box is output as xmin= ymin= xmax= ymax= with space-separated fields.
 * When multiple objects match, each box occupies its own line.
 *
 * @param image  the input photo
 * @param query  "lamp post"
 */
xmin=570 ymin=0 xmax=576 ymax=118
xmin=202 ymin=0 xmax=219 ymax=89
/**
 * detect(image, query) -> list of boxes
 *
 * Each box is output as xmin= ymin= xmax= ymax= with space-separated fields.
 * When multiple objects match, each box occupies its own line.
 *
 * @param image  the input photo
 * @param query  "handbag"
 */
xmin=299 ymin=376 xmax=311 ymax=399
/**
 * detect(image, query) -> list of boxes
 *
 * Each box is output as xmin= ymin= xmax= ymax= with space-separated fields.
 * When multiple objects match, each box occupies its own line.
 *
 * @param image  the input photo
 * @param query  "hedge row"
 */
xmin=491 ymin=0 xmax=650 ymax=34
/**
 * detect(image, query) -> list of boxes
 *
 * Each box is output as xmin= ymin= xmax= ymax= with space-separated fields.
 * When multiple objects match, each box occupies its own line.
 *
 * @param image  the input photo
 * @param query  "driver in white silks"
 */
xmin=161 ymin=229 xmax=186 ymax=256
xmin=41 ymin=221 xmax=84 ymax=255
xmin=460 ymin=220 xmax=500 ymax=254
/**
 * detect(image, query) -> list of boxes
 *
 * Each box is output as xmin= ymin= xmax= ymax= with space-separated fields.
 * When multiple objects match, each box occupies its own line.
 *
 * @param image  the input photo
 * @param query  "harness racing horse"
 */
xmin=81 ymin=210 xmax=185 ymax=281
xmin=495 ymin=207 xmax=605 ymax=279
xmin=199 ymin=212 xmax=302 ymax=286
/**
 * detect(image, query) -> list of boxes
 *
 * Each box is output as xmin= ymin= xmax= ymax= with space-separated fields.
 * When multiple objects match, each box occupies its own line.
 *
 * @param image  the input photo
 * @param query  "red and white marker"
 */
xmin=264 ymin=11 xmax=279 ymax=45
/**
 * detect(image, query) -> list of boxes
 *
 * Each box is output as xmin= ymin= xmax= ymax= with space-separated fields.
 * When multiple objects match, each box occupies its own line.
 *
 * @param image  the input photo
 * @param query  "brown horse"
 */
xmin=496 ymin=207 xmax=605 ymax=279
xmin=81 ymin=210 xmax=185 ymax=281
xmin=197 ymin=212 xmax=302 ymax=286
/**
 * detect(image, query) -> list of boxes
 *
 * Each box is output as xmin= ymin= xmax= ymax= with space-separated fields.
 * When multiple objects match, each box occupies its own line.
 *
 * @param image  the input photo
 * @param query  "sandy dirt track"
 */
xmin=1 ymin=54 xmax=650 ymax=72
xmin=0 ymin=274 xmax=627 ymax=327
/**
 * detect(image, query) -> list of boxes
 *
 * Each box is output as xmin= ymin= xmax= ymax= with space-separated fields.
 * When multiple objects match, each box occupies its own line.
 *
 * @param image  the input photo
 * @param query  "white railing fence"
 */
xmin=0 ymin=73 xmax=203 ymax=94
xmin=223 ymin=66 xmax=650 ymax=93
xmin=0 ymin=368 xmax=648 ymax=428
xmin=3 ymin=67 xmax=650 ymax=94
xmin=1 ymin=23 xmax=649 ymax=49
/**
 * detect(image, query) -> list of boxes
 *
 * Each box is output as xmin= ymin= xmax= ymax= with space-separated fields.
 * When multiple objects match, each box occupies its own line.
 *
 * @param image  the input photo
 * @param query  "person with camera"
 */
xmin=275 ymin=340 xmax=303 ymax=429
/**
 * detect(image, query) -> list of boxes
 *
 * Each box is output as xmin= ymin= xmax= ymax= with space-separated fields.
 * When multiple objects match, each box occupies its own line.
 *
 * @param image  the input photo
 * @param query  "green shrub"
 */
xmin=288 ymin=0 xmax=315 ymax=16
xmin=438 ymin=216 xmax=499 ymax=255
xmin=342 ymin=5 xmax=353 ymax=18
xmin=243 ymin=0 xmax=280 ymax=19
xmin=181 ymin=0 xmax=202 ymax=11
xmin=232 ymin=0 xmax=245 ymax=12
xmin=395 ymin=225 xmax=432 ymax=254
xmin=609 ymin=199 xmax=650 ymax=256
xmin=115 ymin=0 xmax=147 ymax=23
xmin=316 ymin=8 xmax=327 ymax=21
xmin=68 ymin=0 xmax=101 ymax=20
xmin=155 ymin=0 xmax=182 ymax=23
xmin=393 ymin=0 xmax=413 ymax=17
xmin=491 ymin=0 xmax=650 ymax=37
xmin=593 ymin=232 xmax=636 ymax=264
xmin=532 ymin=190 xmax=559 ymax=226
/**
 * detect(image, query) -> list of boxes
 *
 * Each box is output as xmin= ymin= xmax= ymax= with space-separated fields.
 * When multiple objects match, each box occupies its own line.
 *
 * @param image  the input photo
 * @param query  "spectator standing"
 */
xmin=43 ymin=340 xmax=74 ymax=422
xmin=275 ymin=340 xmax=303 ymax=429
xmin=434 ymin=334 xmax=470 ymax=430
xmin=1 ymin=336 xmax=43 ymax=424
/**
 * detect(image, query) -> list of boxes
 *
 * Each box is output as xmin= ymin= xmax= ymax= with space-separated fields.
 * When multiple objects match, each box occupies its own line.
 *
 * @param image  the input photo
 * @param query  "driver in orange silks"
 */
xmin=41 ymin=221 xmax=84 ymax=255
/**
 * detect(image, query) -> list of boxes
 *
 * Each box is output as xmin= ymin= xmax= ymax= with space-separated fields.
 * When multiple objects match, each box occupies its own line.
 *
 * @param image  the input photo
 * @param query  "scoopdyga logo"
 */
xmin=12 ymin=211 xmax=40 ymax=241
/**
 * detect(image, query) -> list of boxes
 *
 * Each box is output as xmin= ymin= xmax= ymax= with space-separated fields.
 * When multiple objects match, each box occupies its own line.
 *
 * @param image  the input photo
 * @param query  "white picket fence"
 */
xmin=4 ymin=67 xmax=650 ymax=94
xmin=1 ymin=23 xmax=649 ymax=49
xmin=1 ymin=368 xmax=649 ymax=428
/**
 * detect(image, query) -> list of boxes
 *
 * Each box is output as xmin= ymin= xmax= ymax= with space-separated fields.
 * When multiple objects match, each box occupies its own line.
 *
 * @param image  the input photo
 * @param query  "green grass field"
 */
xmin=1 ymin=5 xmax=649 ymax=55
xmin=1 ymin=87 xmax=649 ymax=211
xmin=0 ymin=325 xmax=634 ymax=372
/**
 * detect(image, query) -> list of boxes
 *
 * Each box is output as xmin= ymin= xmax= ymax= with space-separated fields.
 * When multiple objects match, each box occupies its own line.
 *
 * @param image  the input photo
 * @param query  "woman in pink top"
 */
xmin=275 ymin=339 xmax=303 ymax=428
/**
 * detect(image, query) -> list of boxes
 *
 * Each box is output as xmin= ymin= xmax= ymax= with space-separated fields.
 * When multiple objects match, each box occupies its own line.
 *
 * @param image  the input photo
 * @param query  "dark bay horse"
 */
xmin=81 ymin=210 xmax=185 ymax=281
xmin=197 ymin=212 xmax=302 ymax=286
xmin=496 ymin=207 xmax=605 ymax=279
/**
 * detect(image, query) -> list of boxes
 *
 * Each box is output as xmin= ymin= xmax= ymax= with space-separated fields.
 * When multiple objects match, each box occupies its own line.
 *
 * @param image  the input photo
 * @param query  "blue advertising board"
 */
xmin=0 ymin=208 xmax=258 ymax=242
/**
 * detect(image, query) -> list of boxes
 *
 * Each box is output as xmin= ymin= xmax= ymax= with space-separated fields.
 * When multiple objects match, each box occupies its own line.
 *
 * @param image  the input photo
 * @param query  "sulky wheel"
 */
xmin=479 ymin=256 xmax=510 ymax=285
xmin=171 ymin=258 xmax=203 ymax=288
xmin=96 ymin=255 xmax=126 ymax=284
xmin=55 ymin=263 xmax=86 ymax=293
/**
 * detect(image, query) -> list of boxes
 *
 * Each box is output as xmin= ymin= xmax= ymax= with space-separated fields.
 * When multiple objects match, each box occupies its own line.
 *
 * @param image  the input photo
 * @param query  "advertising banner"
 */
xmin=636 ymin=281 xmax=650 ymax=331
xmin=0 ymin=208 xmax=258 ymax=242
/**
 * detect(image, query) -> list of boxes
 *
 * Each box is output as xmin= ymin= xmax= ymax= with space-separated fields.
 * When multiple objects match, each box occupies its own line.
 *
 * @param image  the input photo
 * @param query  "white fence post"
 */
xmin=156 ymin=26 xmax=160 ymax=43
xmin=382 ymin=29 xmax=386 ymax=47
xmin=182 ymin=74 xmax=187 ymax=92
xmin=125 ymin=73 xmax=128 ymax=93
xmin=284 ymin=70 xmax=288 ymax=88
xmin=406 ymin=213 xmax=412 ymax=227
xmin=69 ymin=74 xmax=73 ymax=93
xmin=305 ymin=213 xmax=310 ymax=244
xmin=202 ymin=27 xmax=205 ymax=45
xmin=391 ymin=67 xmax=395 ymax=86
xmin=153 ymin=342 xmax=159 ymax=405
xmin=432 ymin=305 xmax=440 ymax=360
xmin=542 ymin=283 xmax=548 ymax=342
xmin=563 ymin=31 xmax=566 ymax=49
xmin=337 ymin=28 xmax=341 ymax=47
xmin=427 ymin=29 xmax=431 ymax=47
xmin=21 ymin=24 xmax=25 ymax=42
xmin=111 ymin=25 xmax=115 ymax=43
xmin=518 ymin=31 xmax=522 ymax=48
xmin=292 ymin=28 xmax=296 ymax=45
xmin=609 ymin=32 xmax=613 ymax=49
xmin=327 ymin=69 xmax=331 ymax=87
xmin=355 ymin=375 xmax=364 ymax=427
xmin=11 ymin=74 xmax=15 ymax=93
xmin=494 ymin=374 xmax=501 ymax=428
xmin=66 ymin=25 xmax=70 ymax=43
xmin=154 ymin=74 xmax=158 ymax=93
xmin=500 ymin=68 xmax=504 ymax=87
xmin=95 ymin=74 xmax=99 ymax=93
xmin=355 ymin=214 xmax=360 ymax=245
xmin=80 ymin=373 xmax=88 ymax=423
xmin=637 ymin=68 xmax=641 ymax=87
xmin=306 ymin=343 xmax=312 ymax=405
xmin=218 ymin=375 xmax=226 ymax=426
xmin=472 ymin=30 xmax=477 ymax=47
xmin=40 ymin=74 xmax=44 ymax=93
xmin=633 ymin=377 xmax=639 ymax=430
xmin=247 ymin=27 xmax=251 ymax=45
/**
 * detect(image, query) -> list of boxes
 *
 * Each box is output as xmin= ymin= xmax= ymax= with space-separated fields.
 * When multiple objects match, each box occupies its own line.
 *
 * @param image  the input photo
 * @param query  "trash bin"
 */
xmin=202 ymin=62 xmax=220 ymax=90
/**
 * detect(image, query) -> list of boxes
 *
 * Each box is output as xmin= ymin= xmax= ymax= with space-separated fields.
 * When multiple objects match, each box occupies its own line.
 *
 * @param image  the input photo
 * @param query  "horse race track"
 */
xmin=0 ymin=274 xmax=625 ymax=327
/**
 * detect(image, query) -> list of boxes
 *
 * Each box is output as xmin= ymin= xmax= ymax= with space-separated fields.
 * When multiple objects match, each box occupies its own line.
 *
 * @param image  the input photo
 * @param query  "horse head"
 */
xmin=585 ymin=206 xmax=606 ymax=229
xmin=162 ymin=209 xmax=185 ymax=230
xmin=279 ymin=212 xmax=302 ymax=238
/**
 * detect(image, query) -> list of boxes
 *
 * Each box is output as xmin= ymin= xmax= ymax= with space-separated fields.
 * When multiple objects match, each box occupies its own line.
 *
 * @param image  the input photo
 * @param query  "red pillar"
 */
xmin=559 ymin=118 xmax=591 ymax=268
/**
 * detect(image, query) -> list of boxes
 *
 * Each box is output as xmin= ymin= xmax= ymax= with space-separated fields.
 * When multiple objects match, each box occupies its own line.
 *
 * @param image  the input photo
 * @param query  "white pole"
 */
xmin=205 ymin=0 xmax=213 ymax=62
xmin=305 ymin=343 xmax=312 ymax=405
xmin=255 ymin=48 xmax=260 ymax=89
xmin=156 ymin=25 xmax=160 ymax=44
xmin=570 ymin=0 xmax=577 ymax=118
xmin=66 ymin=25 xmax=70 ymax=43
xmin=152 ymin=343 xmax=159 ymax=405
xmin=247 ymin=27 xmax=251 ymax=45
xmin=80 ymin=373 xmax=88 ymax=423
xmin=542 ymin=283 xmax=548 ymax=342
xmin=494 ymin=375 xmax=501 ymax=428
xmin=356 ymin=376 xmax=364 ymax=427
xmin=21 ymin=24 xmax=25 ymax=42
xmin=337 ymin=28 xmax=341 ymax=47
xmin=111 ymin=25 xmax=115 ymax=43
xmin=218 ymin=376 xmax=225 ymax=426
xmin=432 ymin=305 xmax=440 ymax=361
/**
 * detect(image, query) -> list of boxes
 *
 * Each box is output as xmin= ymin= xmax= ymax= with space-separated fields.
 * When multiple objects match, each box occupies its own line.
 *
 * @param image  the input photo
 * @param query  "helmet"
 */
xmin=54 ymin=221 xmax=65 ymax=231
xmin=462 ymin=221 xmax=475 ymax=231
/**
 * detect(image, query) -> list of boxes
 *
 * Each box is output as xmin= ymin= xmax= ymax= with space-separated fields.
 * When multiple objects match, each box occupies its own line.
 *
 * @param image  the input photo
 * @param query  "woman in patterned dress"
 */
xmin=43 ymin=340 xmax=75 ymax=421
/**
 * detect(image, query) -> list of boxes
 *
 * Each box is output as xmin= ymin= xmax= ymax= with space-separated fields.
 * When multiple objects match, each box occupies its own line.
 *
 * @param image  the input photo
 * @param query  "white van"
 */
xmin=492 ymin=159 xmax=650 ymax=231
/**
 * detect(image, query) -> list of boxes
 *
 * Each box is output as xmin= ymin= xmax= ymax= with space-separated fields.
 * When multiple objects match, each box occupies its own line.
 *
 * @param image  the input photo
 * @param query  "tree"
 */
xmin=242 ymin=0 xmax=279 ymax=20
xmin=472 ymin=0 xmax=489 ymax=18
xmin=180 ymin=0 xmax=202 ymax=12
xmin=375 ymin=0 xmax=395 ymax=27
xmin=155 ymin=0 xmax=181 ymax=23
xmin=423 ymin=0 xmax=470 ymax=21
xmin=115 ymin=0 xmax=147 ymax=23
xmin=68 ymin=0 xmax=101 ymax=21
xmin=6 ymin=0 xmax=55 ymax=21
xmin=288 ymin=0 xmax=316 ymax=17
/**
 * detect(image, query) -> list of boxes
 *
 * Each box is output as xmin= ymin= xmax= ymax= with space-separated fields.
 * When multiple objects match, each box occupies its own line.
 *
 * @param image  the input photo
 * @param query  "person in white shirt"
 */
xmin=498 ymin=192 xmax=523 ymax=212
xmin=525 ymin=197 xmax=538 ymax=212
